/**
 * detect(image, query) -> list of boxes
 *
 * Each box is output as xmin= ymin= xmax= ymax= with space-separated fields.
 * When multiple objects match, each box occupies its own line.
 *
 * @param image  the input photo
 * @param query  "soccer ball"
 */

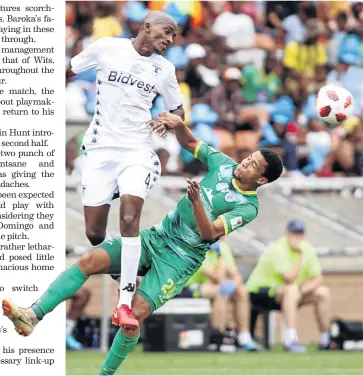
xmin=316 ymin=84 xmax=354 ymax=125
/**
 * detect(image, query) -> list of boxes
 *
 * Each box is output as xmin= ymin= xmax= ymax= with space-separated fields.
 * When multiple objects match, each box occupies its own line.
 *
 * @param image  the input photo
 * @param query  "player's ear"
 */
xmin=257 ymin=176 xmax=268 ymax=186
xmin=144 ymin=22 xmax=151 ymax=33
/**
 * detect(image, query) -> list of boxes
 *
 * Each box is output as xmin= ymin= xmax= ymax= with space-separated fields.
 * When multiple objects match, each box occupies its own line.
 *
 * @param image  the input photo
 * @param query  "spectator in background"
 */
xmin=327 ymin=48 xmax=363 ymax=117
xmin=67 ymin=13 xmax=95 ymax=53
xmin=181 ymin=239 xmax=258 ymax=351
xmin=351 ymin=2 xmax=363 ymax=37
xmin=326 ymin=12 xmax=349 ymax=67
xmin=326 ymin=117 xmax=363 ymax=177
xmin=241 ymin=53 xmax=282 ymax=104
xmin=283 ymin=18 xmax=327 ymax=79
xmin=185 ymin=43 xmax=220 ymax=102
xmin=211 ymin=67 xmax=244 ymax=158
xmin=180 ymin=104 xmax=219 ymax=175
xmin=66 ymin=64 xmax=95 ymax=122
xmin=247 ymin=220 xmax=331 ymax=353
xmin=165 ymin=46 xmax=192 ymax=125
xmin=212 ymin=1 xmax=274 ymax=68
xmin=121 ymin=1 xmax=148 ymax=38
xmin=299 ymin=117 xmax=331 ymax=175
xmin=281 ymin=2 xmax=317 ymax=44
xmin=92 ymin=1 xmax=123 ymax=40
xmin=308 ymin=65 xmax=328 ymax=94
xmin=66 ymin=287 xmax=91 ymax=350
xmin=265 ymin=1 xmax=300 ymax=33
xmin=211 ymin=67 xmax=272 ymax=160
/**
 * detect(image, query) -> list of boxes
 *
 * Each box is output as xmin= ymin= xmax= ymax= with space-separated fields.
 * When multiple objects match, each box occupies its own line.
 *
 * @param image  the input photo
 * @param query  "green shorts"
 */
xmin=101 ymin=227 xmax=202 ymax=313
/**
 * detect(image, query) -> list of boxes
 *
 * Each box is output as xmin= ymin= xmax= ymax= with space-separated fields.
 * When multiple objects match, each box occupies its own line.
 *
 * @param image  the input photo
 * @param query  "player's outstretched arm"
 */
xmin=157 ymin=112 xmax=200 ymax=155
xmin=187 ymin=178 xmax=226 ymax=241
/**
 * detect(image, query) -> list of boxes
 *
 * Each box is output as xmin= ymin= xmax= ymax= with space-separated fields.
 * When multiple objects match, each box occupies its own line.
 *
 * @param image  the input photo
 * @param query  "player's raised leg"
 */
xmin=113 ymin=156 xmax=161 ymax=329
xmin=114 ymin=194 xmax=144 ymax=328
xmin=99 ymin=294 xmax=150 ymax=375
xmin=2 ymin=247 xmax=112 ymax=337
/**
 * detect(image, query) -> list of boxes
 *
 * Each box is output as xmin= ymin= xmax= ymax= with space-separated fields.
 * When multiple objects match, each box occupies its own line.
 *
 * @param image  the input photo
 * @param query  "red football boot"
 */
xmin=112 ymin=304 xmax=139 ymax=329
xmin=111 ymin=277 xmax=141 ymax=328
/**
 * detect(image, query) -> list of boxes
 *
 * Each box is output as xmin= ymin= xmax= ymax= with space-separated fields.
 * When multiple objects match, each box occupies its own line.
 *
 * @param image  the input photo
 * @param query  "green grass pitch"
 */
xmin=66 ymin=345 xmax=363 ymax=375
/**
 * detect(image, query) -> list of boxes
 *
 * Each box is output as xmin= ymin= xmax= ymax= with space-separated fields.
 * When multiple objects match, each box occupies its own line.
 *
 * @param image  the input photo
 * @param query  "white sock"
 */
xmin=66 ymin=319 xmax=76 ymax=334
xmin=284 ymin=328 xmax=297 ymax=346
xmin=118 ymin=236 xmax=141 ymax=308
xmin=238 ymin=331 xmax=252 ymax=345
xmin=320 ymin=332 xmax=330 ymax=346
xmin=91 ymin=232 xmax=112 ymax=248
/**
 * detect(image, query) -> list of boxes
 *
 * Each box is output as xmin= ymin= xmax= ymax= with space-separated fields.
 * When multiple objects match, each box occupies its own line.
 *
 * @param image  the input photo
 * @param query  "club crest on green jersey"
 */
xmin=218 ymin=165 xmax=233 ymax=180
xmin=225 ymin=192 xmax=238 ymax=202
xmin=216 ymin=182 xmax=229 ymax=192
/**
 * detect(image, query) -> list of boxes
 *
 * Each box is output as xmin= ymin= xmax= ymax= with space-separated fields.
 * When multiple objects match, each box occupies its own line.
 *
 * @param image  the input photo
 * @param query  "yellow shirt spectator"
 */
xmin=283 ymin=41 xmax=327 ymax=78
xmin=246 ymin=236 xmax=322 ymax=294
xmin=186 ymin=240 xmax=235 ymax=286
xmin=92 ymin=16 xmax=123 ymax=40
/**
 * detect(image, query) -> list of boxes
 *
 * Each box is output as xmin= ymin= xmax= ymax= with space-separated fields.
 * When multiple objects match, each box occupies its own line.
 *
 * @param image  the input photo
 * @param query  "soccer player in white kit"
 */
xmin=68 ymin=11 xmax=184 ymax=328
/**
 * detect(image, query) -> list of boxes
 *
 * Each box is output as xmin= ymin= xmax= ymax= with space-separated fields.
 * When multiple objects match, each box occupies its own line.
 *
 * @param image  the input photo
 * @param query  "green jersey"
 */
xmin=154 ymin=141 xmax=259 ymax=264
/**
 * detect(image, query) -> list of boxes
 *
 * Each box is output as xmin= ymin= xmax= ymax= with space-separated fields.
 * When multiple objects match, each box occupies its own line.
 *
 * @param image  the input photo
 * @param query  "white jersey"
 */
xmin=71 ymin=37 xmax=182 ymax=149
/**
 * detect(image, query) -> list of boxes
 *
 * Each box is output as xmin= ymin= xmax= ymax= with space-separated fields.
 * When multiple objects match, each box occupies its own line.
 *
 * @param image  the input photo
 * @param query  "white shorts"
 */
xmin=81 ymin=147 xmax=161 ymax=206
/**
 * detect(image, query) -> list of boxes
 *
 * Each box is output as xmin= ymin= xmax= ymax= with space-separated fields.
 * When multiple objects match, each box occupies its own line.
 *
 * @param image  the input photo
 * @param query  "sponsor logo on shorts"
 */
xmin=231 ymin=216 xmax=243 ymax=230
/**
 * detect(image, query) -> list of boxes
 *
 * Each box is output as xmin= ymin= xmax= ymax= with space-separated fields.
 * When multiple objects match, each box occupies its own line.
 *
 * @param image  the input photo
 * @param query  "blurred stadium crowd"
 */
xmin=66 ymin=1 xmax=363 ymax=178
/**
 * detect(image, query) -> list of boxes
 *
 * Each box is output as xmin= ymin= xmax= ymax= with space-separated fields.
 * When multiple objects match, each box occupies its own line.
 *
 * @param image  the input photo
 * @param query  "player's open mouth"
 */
xmin=160 ymin=42 xmax=167 ymax=50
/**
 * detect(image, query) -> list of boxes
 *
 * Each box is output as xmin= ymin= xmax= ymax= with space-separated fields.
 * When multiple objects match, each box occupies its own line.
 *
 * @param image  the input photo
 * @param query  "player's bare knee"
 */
xmin=120 ymin=213 xmax=141 ymax=236
xmin=86 ymin=230 xmax=106 ymax=247
xmin=76 ymin=252 xmax=102 ymax=276
xmin=235 ymin=284 xmax=248 ymax=300
xmin=315 ymin=285 xmax=330 ymax=301
xmin=283 ymin=284 xmax=301 ymax=300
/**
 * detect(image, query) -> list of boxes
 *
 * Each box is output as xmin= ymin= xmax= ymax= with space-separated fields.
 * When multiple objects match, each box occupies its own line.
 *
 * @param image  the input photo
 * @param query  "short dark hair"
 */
xmin=299 ymin=3 xmax=317 ymax=19
xmin=260 ymin=148 xmax=283 ymax=183
xmin=337 ymin=11 xmax=348 ymax=22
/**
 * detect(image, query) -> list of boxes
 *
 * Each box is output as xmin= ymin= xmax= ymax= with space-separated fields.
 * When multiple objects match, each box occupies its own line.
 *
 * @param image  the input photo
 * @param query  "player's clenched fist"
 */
xmin=186 ymin=178 xmax=200 ymax=203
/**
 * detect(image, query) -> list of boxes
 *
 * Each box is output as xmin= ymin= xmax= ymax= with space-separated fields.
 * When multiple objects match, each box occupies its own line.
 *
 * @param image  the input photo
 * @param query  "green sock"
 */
xmin=31 ymin=264 xmax=88 ymax=320
xmin=98 ymin=329 xmax=139 ymax=375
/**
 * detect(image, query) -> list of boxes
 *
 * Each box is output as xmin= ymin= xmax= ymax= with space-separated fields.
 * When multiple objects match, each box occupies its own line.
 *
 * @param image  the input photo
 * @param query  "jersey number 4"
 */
xmin=145 ymin=173 xmax=151 ymax=188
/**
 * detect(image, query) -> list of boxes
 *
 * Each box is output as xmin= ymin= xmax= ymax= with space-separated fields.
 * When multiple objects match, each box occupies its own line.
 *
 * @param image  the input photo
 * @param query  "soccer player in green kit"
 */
xmin=2 ymin=112 xmax=283 ymax=375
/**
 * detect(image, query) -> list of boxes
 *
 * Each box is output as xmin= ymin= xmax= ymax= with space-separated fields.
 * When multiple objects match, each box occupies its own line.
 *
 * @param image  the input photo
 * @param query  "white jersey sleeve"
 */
xmin=160 ymin=65 xmax=182 ymax=111
xmin=70 ymin=37 xmax=109 ymax=74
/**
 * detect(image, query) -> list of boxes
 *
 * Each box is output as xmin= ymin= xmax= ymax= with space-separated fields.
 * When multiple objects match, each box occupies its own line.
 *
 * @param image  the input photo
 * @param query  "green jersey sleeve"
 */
xmin=218 ymin=203 xmax=258 ymax=235
xmin=193 ymin=141 xmax=235 ymax=171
